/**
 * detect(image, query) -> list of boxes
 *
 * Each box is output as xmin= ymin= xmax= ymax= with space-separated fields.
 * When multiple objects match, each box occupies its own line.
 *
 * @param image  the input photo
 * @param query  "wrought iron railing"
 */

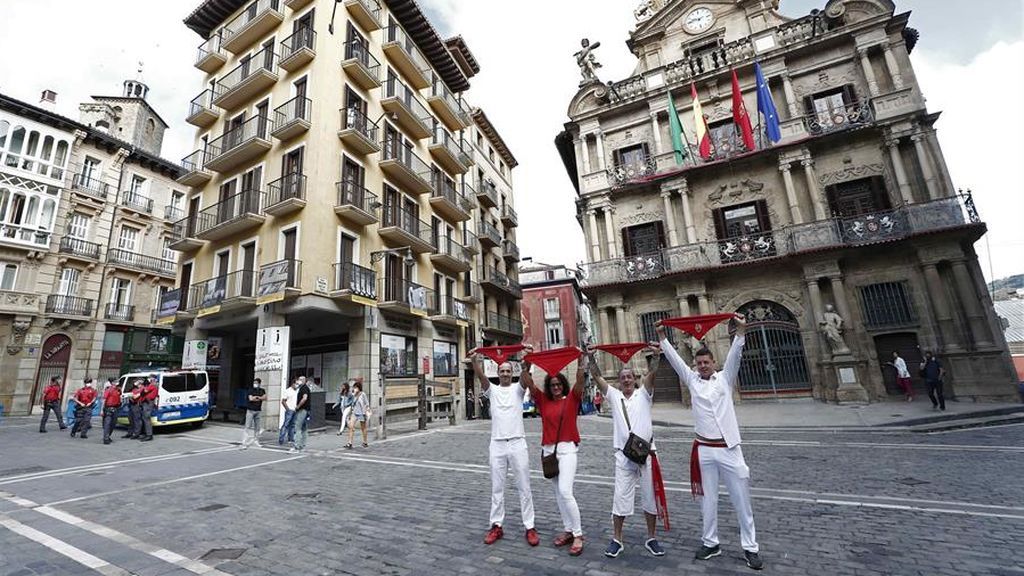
xmin=207 ymin=115 xmax=272 ymax=161
xmin=58 ymin=236 xmax=102 ymax=260
xmin=195 ymin=34 xmax=225 ymax=65
xmin=187 ymin=269 xmax=256 ymax=311
xmin=608 ymin=155 xmax=657 ymax=185
xmin=485 ymin=311 xmax=523 ymax=335
xmin=108 ymin=249 xmax=175 ymax=276
xmin=349 ymin=0 xmax=381 ymax=24
xmin=69 ymin=172 xmax=109 ymax=199
xmin=381 ymin=76 xmax=432 ymax=125
xmin=381 ymin=277 xmax=433 ymax=311
xmin=164 ymin=206 xmax=185 ymax=221
xmin=336 ymin=180 xmax=378 ymax=214
xmin=380 ymin=141 xmax=432 ymax=182
xmin=385 ymin=20 xmax=431 ymax=74
xmin=180 ymin=149 xmax=207 ymax=174
xmin=381 ymin=204 xmax=435 ymax=248
xmin=502 ymin=239 xmax=520 ymax=260
xmin=274 ymin=96 xmax=311 ymax=130
xmin=222 ymin=0 xmax=281 ymax=44
xmin=334 ymin=262 xmax=377 ymax=299
xmin=266 ymin=172 xmax=305 ymax=206
xmin=104 ymin=303 xmax=136 ymax=322
xmin=805 ymin=100 xmax=873 ymax=135
xmin=430 ymin=72 xmax=469 ymax=124
xmin=435 ymin=294 xmax=470 ymax=321
xmin=188 ymin=89 xmax=216 ymax=118
xmin=344 ymin=39 xmax=381 ymax=81
xmin=119 ymin=191 xmax=153 ymax=214
xmin=482 ymin=266 xmax=522 ymax=298
xmin=478 ymin=220 xmax=502 ymax=245
xmin=214 ymin=46 xmax=278 ymax=99
xmin=434 ymin=236 xmax=472 ymax=266
xmin=340 ymin=107 xmax=378 ymax=142
xmin=194 ymin=190 xmax=264 ymax=235
xmin=46 ymin=295 xmax=93 ymax=316
xmin=280 ymin=26 xmax=315 ymax=62
xmin=501 ymin=205 xmax=518 ymax=225
xmin=431 ymin=176 xmax=470 ymax=213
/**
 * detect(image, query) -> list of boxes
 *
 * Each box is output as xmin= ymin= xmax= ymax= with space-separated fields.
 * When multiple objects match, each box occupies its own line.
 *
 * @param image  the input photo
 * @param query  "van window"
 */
xmin=189 ymin=372 xmax=208 ymax=392
xmin=162 ymin=375 xmax=189 ymax=393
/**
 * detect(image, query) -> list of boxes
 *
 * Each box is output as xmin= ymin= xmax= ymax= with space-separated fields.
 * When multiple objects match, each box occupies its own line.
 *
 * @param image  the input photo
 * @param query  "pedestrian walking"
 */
xmin=241 ymin=378 xmax=267 ymax=449
xmin=101 ymin=378 xmax=121 ymax=445
xmin=345 ymin=381 xmax=371 ymax=449
xmin=138 ymin=375 xmax=158 ymax=442
xmin=38 ymin=376 xmax=66 ymax=433
xmin=69 ymin=378 xmax=97 ymax=439
xmin=124 ymin=378 xmax=144 ymax=439
xmin=593 ymin=389 xmax=603 ymax=415
xmin=658 ymin=315 xmax=763 ymax=570
xmin=469 ymin=347 xmax=539 ymax=547
xmin=522 ymin=351 xmax=587 ymax=556
xmin=334 ymin=381 xmax=354 ymax=435
xmin=278 ymin=378 xmax=298 ymax=447
xmin=292 ymin=376 xmax=311 ymax=452
xmin=920 ymin=351 xmax=946 ymax=411
xmin=886 ymin=351 xmax=914 ymax=401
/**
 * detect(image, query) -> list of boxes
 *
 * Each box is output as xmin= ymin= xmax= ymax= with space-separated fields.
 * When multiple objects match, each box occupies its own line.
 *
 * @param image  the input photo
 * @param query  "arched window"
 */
xmin=52 ymin=141 xmax=69 ymax=178
xmin=5 ymin=127 xmax=25 ymax=167
xmin=0 ymin=120 xmax=9 ymax=148
xmin=24 ymin=196 xmax=39 ymax=226
xmin=146 ymin=118 xmax=156 ymax=136
xmin=40 ymin=136 xmax=54 ymax=161
xmin=40 ymin=199 xmax=56 ymax=230
xmin=25 ymin=131 xmax=39 ymax=156
xmin=8 ymin=193 xmax=25 ymax=224
xmin=0 ymin=188 xmax=9 ymax=220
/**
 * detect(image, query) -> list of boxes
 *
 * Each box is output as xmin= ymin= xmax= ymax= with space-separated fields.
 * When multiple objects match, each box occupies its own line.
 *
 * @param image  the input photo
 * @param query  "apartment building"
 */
xmin=519 ymin=262 xmax=590 ymax=352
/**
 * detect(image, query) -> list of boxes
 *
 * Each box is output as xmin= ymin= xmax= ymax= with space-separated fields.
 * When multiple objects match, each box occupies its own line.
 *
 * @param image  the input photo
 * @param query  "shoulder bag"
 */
xmin=620 ymin=397 xmax=652 ymax=466
xmin=541 ymin=397 xmax=566 ymax=479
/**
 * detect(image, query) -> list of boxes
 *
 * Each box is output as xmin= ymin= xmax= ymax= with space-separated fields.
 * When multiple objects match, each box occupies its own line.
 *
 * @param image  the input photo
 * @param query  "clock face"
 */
xmin=685 ymin=7 xmax=714 ymax=33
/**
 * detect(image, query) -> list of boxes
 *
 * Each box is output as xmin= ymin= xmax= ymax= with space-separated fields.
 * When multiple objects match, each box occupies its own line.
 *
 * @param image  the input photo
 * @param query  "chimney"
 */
xmin=39 ymin=89 xmax=57 ymax=109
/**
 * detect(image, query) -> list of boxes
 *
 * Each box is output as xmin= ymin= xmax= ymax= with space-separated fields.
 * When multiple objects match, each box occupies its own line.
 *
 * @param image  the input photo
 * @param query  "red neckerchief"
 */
xmin=523 ymin=347 xmax=582 ymax=375
xmin=690 ymin=438 xmax=729 ymax=498
xmin=661 ymin=313 xmax=735 ymax=340
xmin=651 ymin=452 xmax=670 ymax=531
xmin=593 ymin=343 xmax=648 ymax=363
xmin=475 ymin=344 xmax=526 ymax=364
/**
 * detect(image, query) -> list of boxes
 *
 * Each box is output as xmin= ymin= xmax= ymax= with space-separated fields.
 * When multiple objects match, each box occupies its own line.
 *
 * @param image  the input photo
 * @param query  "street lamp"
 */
xmin=370 ymin=247 xmax=415 ymax=267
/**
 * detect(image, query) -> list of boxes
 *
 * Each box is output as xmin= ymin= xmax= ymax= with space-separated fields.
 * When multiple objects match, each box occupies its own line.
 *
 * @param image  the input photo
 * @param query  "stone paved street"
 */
xmin=1 ymin=414 xmax=1022 ymax=575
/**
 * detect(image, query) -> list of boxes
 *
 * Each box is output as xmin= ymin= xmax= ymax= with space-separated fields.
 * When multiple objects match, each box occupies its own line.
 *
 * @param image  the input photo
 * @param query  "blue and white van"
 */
xmin=116 ymin=370 xmax=210 ymax=428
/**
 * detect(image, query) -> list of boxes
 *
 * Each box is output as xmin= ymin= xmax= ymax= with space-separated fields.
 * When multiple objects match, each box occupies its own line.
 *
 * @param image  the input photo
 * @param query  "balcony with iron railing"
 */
xmin=480 ymin=266 xmax=522 ymax=299
xmin=427 ymin=72 xmax=470 ymax=131
xmin=164 ymin=206 xmax=185 ymax=221
xmin=103 ymin=303 xmax=136 ymax=323
xmin=58 ymin=236 xmax=102 ymax=261
xmin=107 ymin=249 xmax=176 ymax=277
xmin=383 ymin=20 xmax=431 ymax=89
xmin=484 ymin=311 xmax=523 ymax=337
xmin=331 ymin=262 xmax=378 ymax=302
xmin=461 ymin=227 xmax=479 ymax=255
xmin=256 ymin=259 xmax=302 ymax=302
xmin=46 ymin=295 xmax=93 ymax=318
xmin=265 ymin=172 xmax=306 ymax=216
xmin=501 ymin=204 xmax=518 ymax=227
xmin=430 ymin=294 xmax=470 ymax=326
xmin=272 ymin=96 xmax=311 ymax=141
xmin=177 ymin=149 xmax=212 ymax=187
xmin=195 ymin=34 xmax=226 ymax=73
xmin=379 ymin=277 xmax=433 ymax=316
xmin=430 ymin=236 xmax=472 ymax=274
xmin=342 ymin=39 xmax=382 ymax=90
xmin=68 ymin=172 xmax=110 ymax=201
xmin=337 ymin=107 xmax=380 ymax=155
xmin=456 ymin=280 xmax=481 ymax=305
xmin=429 ymin=176 xmax=472 ymax=223
xmin=429 ymin=125 xmax=470 ymax=175
xmin=344 ymin=0 xmax=382 ymax=32
xmin=119 ymin=191 xmax=154 ymax=215
xmin=379 ymin=204 xmax=435 ymax=253
xmin=335 ymin=180 xmax=379 ymax=226
xmin=476 ymin=179 xmax=499 ymax=209
xmin=212 ymin=46 xmax=279 ymax=110
xmin=381 ymin=76 xmax=432 ymax=139
xmin=380 ymin=142 xmax=433 ymax=195
xmin=280 ymin=26 xmax=315 ymax=71
xmin=478 ymin=220 xmax=502 ymax=249
xmin=169 ymin=216 xmax=204 ymax=252
xmin=187 ymin=269 xmax=257 ymax=313
xmin=205 ymin=115 xmax=273 ymax=173
xmin=221 ymin=0 xmax=284 ymax=54
xmin=186 ymin=89 xmax=218 ymax=128
xmin=502 ymin=239 xmax=520 ymax=262
xmin=194 ymin=189 xmax=266 ymax=241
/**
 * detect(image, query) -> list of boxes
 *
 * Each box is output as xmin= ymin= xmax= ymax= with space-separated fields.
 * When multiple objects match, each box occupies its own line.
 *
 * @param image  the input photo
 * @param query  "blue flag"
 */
xmin=754 ymin=62 xmax=781 ymax=143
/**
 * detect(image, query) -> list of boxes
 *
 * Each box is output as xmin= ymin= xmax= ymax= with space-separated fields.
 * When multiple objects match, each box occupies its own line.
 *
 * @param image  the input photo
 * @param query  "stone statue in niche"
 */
xmin=820 ymin=304 xmax=851 ymax=355
xmin=574 ymin=39 xmax=603 ymax=85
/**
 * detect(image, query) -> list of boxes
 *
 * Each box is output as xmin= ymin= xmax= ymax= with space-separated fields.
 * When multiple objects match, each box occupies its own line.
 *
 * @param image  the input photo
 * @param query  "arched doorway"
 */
xmin=30 ymin=334 xmax=72 ymax=413
xmin=733 ymin=301 xmax=812 ymax=397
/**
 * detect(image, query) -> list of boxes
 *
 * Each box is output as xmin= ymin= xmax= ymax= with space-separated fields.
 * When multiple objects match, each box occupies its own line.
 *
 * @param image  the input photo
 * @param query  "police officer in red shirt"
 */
xmin=123 ymin=378 xmax=144 ymax=439
xmin=70 ymin=378 xmax=97 ymax=439
xmin=101 ymin=377 xmax=121 ymax=445
xmin=38 ymin=376 xmax=67 ymax=433
xmin=138 ymin=375 xmax=159 ymax=442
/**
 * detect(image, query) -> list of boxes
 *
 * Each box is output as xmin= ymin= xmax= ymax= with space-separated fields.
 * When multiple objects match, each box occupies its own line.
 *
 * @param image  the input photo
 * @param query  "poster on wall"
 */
xmin=432 ymin=341 xmax=458 ymax=377
xmin=206 ymin=337 xmax=222 ymax=366
xmin=322 ymin=351 xmax=349 ymax=403
xmin=380 ymin=334 xmax=415 ymax=377
xmin=183 ymin=340 xmax=207 ymax=370
xmin=256 ymin=260 xmax=292 ymax=304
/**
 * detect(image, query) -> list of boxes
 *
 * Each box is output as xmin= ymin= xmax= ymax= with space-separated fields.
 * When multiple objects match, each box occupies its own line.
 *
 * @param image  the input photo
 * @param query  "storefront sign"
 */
xmin=257 ymin=261 xmax=292 ymax=304
xmin=183 ymin=340 xmax=207 ymax=370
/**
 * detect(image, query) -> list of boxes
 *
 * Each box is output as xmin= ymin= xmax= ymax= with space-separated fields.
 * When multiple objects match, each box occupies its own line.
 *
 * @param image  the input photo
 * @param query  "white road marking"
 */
xmin=0 ymin=515 xmax=131 ymax=575
xmin=0 ymin=445 xmax=234 ymax=486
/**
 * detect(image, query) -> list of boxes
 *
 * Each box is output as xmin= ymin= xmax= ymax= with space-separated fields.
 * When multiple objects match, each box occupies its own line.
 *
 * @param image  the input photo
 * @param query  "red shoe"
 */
xmin=569 ymin=537 xmax=584 ymax=556
xmin=484 ymin=524 xmax=503 ymax=545
xmin=553 ymin=531 xmax=573 ymax=547
xmin=525 ymin=528 xmax=540 ymax=547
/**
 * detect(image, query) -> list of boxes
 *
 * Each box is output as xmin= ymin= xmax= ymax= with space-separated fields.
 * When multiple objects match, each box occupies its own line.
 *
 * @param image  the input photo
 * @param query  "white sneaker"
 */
xmin=288 ymin=447 xmax=297 ymax=453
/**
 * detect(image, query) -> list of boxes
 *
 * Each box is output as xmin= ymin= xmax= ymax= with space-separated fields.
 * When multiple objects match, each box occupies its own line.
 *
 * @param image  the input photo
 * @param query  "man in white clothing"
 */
xmin=470 ymin=348 xmax=539 ymax=547
xmin=658 ymin=315 xmax=763 ymax=571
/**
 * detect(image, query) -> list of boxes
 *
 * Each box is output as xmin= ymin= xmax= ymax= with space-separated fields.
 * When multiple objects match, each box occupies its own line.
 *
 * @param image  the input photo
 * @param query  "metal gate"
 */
xmin=734 ymin=301 xmax=811 ymax=396
xmin=30 ymin=334 xmax=73 ymax=413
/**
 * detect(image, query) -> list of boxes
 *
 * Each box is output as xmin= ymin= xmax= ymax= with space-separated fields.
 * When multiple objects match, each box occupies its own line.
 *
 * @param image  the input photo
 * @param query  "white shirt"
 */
xmin=482 ymin=384 xmax=526 ymax=440
xmin=282 ymin=386 xmax=298 ymax=411
xmin=606 ymin=385 xmax=653 ymax=450
xmin=893 ymin=357 xmax=910 ymax=378
xmin=661 ymin=335 xmax=745 ymax=448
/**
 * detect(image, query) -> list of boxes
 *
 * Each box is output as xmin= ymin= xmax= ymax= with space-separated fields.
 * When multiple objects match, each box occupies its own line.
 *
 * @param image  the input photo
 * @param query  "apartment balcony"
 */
xmin=194 ymin=190 xmax=266 ymax=242
xmin=430 ymin=236 xmax=472 ymax=274
xmin=607 ymin=154 xmax=657 ymax=187
xmin=221 ymin=0 xmax=284 ymax=55
xmin=484 ymin=311 xmax=523 ymax=338
xmin=430 ymin=294 xmax=470 ymax=327
xmin=480 ymin=266 xmax=522 ymax=299
xmin=429 ymin=126 xmax=471 ymax=175
xmin=476 ymin=180 xmax=499 ymax=209
xmin=177 ymin=150 xmax=212 ymax=187
xmin=330 ymin=262 xmax=378 ymax=304
xmin=270 ymin=96 xmax=311 ymax=142
xmin=255 ymin=259 xmax=302 ymax=304
xmin=380 ymin=78 xmax=432 ymax=139
xmin=379 ymin=204 xmax=435 ymax=254
xmin=383 ymin=22 xmax=431 ymax=89
xmin=284 ymin=0 xmax=313 ymax=9
xmin=212 ymin=47 xmax=279 ymax=110
xmin=169 ymin=217 xmax=204 ymax=252
xmin=57 ymin=236 xmax=102 ymax=262
xmin=456 ymin=281 xmax=481 ymax=305
xmin=194 ymin=34 xmax=227 ymax=73
xmin=103 ymin=303 xmax=136 ymax=323
xmin=379 ymin=277 xmax=432 ymax=317
xmin=502 ymin=239 xmax=520 ymax=262
xmin=0 ymin=290 xmax=40 ymax=316
xmin=337 ymin=108 xmax=380 ymax=155
xmin=0 ymin=223 xmax=51 ymax=250
xmin=187 ymin=269 xmax=257 ymax=315
xmin=478 ymin=220 xmax=501 ymax=249
xmin=205 ymin=116 xmax=273 ymax=173
xmin=119 ymin=191 xmax=154 ymax=217
xmin=341 ymin=40 xmax=382 ymax=90
xmin=164 ymin=206 xmax=185 ymax=222
xmin=45 ymin=295 xmax=94 ymax=319
xmin=107 ymin=249 xmax=176 ymax=278
xmin=461 ymin=228 xmax=479 ymax=255
xmin=279 ymin=27 xmax=315 ymax=72
xmin=334 ymin=181 xmax=379 ymax=226
xmin=501 ymin=205 xmax=518 ymax=227
xmin=68 ymin=172 xmax=110 ymax=202
xmin=427 ymin=73 xmax=470 ymax=131
xmin=344 ymin=0 xmax=382 ymax=32
xmin=186 ymin=89 xmax=218 ymax=128
xmin=265 ymin=172 xmax=306 ymax=217
xmin=380 ymin=144 xmax=433 ymax=195
xmin=805 ymin=100 xmax=873 ymax=136
xmin=429 ymin=178 xmax=472 ymax=223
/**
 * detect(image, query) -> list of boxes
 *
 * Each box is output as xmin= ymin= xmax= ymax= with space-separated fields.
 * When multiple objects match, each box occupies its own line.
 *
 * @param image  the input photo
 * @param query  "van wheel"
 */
xmin=191 ymin=420 xmax=204 ymax=429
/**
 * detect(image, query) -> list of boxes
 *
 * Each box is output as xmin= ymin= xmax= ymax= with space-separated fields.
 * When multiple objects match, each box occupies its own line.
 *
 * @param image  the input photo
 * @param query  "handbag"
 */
xmin=541 ymin=396 xmax=567 ymax=479
xmin=620 ymin=398 xmax=652 ymax=466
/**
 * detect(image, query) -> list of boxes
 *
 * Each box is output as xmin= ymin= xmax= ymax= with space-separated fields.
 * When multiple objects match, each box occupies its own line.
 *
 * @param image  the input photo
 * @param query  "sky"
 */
xmin=1 ymin=0 xmax=1021 ymax=280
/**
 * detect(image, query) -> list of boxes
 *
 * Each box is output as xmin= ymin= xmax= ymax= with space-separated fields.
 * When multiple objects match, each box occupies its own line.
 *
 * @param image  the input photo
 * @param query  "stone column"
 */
xmin=615 ymin=305 xmax=627 ymax=344
xmin=925 ymin=130 xmax=956 ymax=197
xmin=828 ymin=275 xmax=853 ymax=328
xmin=587 ymin=209 xmax=601 ymax=261
xmin=806 ymin=279 xmax=824 ymax=327
xmin=951 ymin=260 xmax=994 ymax=347
xmin=858 ymin=47 xmax=880 ymax=97
xmin=881 ymin=42 xmax=904 ymax=89
xmin=779 ymin=162 xmax=803 ymax=224
xmin=650 ymin=112 xmax=663 ymax=155
xmin=580 ymin=135 xmax=592 ymax=174
xmin=802 ymin=158 xmax=827 ymax=220
xmin=603 ymin=206 xmax=618 ymax=258
xmin=661 ymin=190 xmax=680 ymax=246
xmin=595 ymin=131 xmax=607 ymax=171
xmin=679 ymin=180 xmax=697 ymax=243
xmin=922 ymin=263 xmax=960 ymax=351
xmin=598 ymin=306 xmax=612 ymax=373
xmin=886 ymin=135 xmax=914 ymax=204
xmin=912 ymin=133 xmax=941 ymax=200
xmin=781 ymin=71 xmax=799 ymax=118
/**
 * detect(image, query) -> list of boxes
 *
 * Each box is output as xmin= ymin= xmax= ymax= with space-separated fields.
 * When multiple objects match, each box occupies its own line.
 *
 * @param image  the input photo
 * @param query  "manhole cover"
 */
xmin=197 ymin=503 xmax=228 ymax=512
xmin=897 ymin=477 xmax=929 ymax=486
xmin=286 ymin=492 xmax=320 ymax=501
xmin=0 ymin=466 xmax=49 ymax=478
xmin=200 ymin=548 xmax=246 ymax=561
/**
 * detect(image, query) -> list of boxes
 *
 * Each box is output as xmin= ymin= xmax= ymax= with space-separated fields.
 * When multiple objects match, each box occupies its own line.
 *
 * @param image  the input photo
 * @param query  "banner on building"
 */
xmin=183 ymin=340 xmax=207 ymax=370
xmin=156 ymin=288 xmax=181 ymax=325
xmin=256 ymin=261 xmax=292 ymax=305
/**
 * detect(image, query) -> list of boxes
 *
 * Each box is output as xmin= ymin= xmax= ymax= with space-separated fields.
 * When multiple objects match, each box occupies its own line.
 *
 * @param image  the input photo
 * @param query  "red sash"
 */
xmin=661 ymin=313 xmax=735 ymax=340
xmin=593 ymin=343 xmax=648 ymax=363
xmin=651 ymin=452 xmax=670 ymax=531
xmin=474 ymin=344 xmax=526 ymax=364
xmin=690 ymin=438 xmax=729 ymax=498
xmin=523 ymin=347 xmax=582 ymax=375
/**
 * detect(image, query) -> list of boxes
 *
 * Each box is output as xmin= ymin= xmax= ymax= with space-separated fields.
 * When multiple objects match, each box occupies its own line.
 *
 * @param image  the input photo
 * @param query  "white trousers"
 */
xmin=489 ymin=437 xmax=535 ymax=529
xmin=612 ymin=451 xmax=656 ymax=517
xmin=698 ymin=444 xmax=758 ymax=552
xmin=337 ymin=406 xmax=352 ymax=434
xmin=543 ymin=442 xmax=582 ymax=536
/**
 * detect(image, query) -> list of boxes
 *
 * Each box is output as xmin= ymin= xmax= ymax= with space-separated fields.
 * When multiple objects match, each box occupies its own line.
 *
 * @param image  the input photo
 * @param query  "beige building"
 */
xmin=170 ymin=0 xmax=520 ymax=429
xmin=0 ymin=83 xmax=185 ymax=415
xmin=558 ymin=0 xmax=1016 ymax=403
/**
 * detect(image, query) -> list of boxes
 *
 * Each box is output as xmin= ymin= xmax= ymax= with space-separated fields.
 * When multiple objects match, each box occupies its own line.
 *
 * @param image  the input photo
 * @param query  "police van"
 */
xmin=116 ymin=370 xmax=210 ymax=428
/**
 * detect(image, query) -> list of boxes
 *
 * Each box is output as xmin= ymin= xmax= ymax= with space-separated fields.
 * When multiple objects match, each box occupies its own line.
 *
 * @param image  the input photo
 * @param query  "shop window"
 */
xmin=433 ymin=341 xmax=458 ymax=377
xmin=381 ymin=333 xmax=417 ymax=377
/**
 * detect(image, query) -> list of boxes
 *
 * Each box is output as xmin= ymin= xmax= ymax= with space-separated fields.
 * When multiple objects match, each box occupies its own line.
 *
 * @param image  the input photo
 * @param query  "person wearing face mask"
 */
xmin=70 ymin=378 xmax=97 ymax=439
xmin=657 ymin=314 xmax=762 ymax=571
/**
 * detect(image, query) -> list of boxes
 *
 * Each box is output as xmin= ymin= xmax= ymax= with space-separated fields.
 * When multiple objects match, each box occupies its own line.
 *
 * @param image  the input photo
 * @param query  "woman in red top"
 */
xmin=523 ymin=352 xmax=587 ymax=556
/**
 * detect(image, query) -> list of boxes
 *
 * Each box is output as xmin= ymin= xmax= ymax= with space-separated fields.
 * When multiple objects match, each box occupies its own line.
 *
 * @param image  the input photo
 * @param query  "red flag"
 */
xmin=594 ymin=343 xmax=649 ymax=363
xmin=731 ymin=69 xmax=756 ymax=151
xmin=524 ymin=347 xmax=582 ymax=376
xmin=660 ymin=313 xmax=735 ymax=340
xmin=474 ymin=344 xmax=526 ymax=364
xmin=651 ymin=453 xmax=670 ymax=530
xmin=691 ymin=82 xmax=712 ymax=160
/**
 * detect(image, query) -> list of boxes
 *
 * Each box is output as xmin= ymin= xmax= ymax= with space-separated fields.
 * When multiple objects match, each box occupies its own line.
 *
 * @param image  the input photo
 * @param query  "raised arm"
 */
xmin=656 ymin=321 xmax=695 ymax=383
xmin=520 ymin=355 xmax=540 ymax=397
xmin=468 ymin=348 xmax=490 ymax=392
xmin=642 ymin=344 xmax=661 ymax=393
xmin=585 ymin=347 xmax=611 ymax=395
xmin=572 ymin=349 xmax=586 ymax=396
xmin=721 ymin=313 xmax=747 ymax=386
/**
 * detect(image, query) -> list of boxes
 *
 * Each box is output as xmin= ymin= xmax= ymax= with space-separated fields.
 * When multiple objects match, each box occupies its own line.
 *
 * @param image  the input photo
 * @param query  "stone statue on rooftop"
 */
xmin=574 ymin=38 xmax=602 ymax=85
